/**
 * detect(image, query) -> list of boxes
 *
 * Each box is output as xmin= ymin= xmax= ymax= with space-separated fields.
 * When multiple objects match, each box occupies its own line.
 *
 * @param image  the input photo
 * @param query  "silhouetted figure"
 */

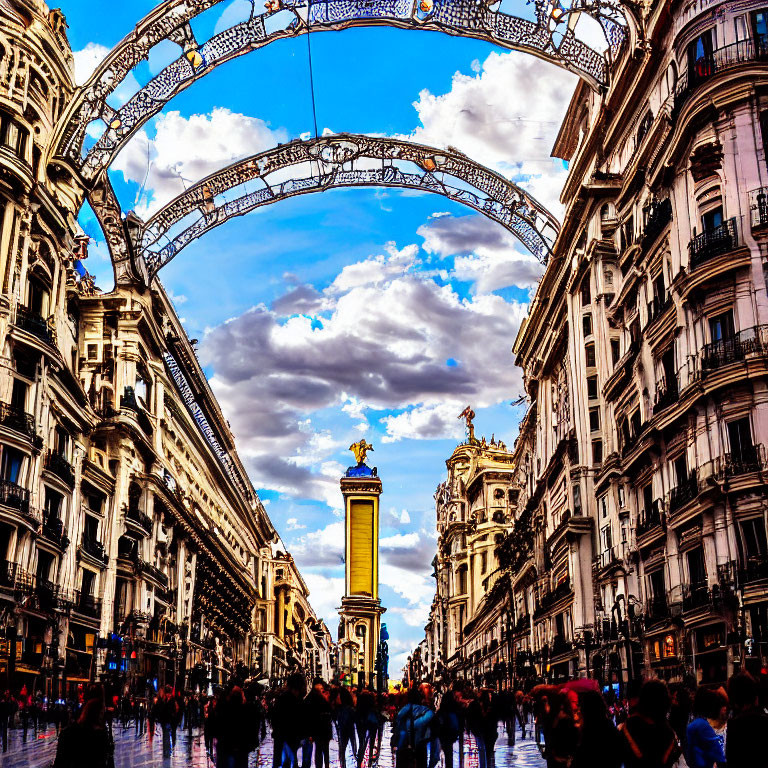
xmin=53 ymin=685 xmax=113 ymax=768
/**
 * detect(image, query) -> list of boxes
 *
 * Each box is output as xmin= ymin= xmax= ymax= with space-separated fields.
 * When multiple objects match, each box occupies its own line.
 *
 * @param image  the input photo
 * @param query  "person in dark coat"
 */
xmin=355 ymin=687 xmax=379 ymax=767
xmin=619 ymin=679 xmax=680 ymax=768
xmin=333 ymin=685 xmax=358 ymax=768
xmin=272 ymin=673 xmax=308 ymax=768
xmin=212 ymin=686 xmax=258 ymax=768
xmin=727 ymin=671 xmax=768 ymax=768
xmin=466 ymin=689 xmax=500 ymax=768
xmin=53 ymin=686 xmax=113 ymax=768
xmin=151 ymin=685 xmax=179 ymax=757
xmin=0 ymin=689 xmax=13 ymax=753
xmin=571 ymin=689 xmax=623 ymax=768
xmin=305 ymin=679 xmax=333 ymax=768
xmin=437 ymin=682 xmax=466 ymax=768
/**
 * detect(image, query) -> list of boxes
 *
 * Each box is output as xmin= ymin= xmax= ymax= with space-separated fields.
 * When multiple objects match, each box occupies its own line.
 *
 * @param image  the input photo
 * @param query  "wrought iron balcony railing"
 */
xmin=645 ymin=596 xmax=670 ymax=625
xmin=653 ymin=375 xmax=678 ymax=413
xmin=45 ymin=451 xmax=75 ymax=487
xmin=74 ymin=591 xmax=102 ymax=619
xmin=740 ymin=554 xmax=768 ymax=584
xmin=642 ymin=198 xmax=673 ymax=250
xmin=0 ymin=401 xmax=35 ymax=439
xmin=715 ymin=443 xmax=766 ymax=479
xmin=637 ymin=502 xmax=664 ymax=537
xmin=674 ymin=36 xmax=768 ymax=114
xmin=668 ymin=472 xmax=700 ymax=514
xmin=0 ymin=479 xmax=30 ymax=514
xmin=14 ymin=304 xmax=56 ymax=346
xmin=80 ymin=535 xmax=109 ymax=565
xmin=41 ymin=516 xmax=69 ymax=550
xmin=682 ymin=582 xmax=711 ymax=612
xmin=689 ymin=218 xmax=739 ymax=269
xmin=750 ymin=188 xmax=768 ymax=229
xmin=135 ymin=558 xmax=169 ymax=589
xmin=125 ymin=504 xmax=153 ymax=534
xmin=701 ymin=325 xmax=768 ymax=373
xmin=647 ymin=294 xmax=673 ymax=326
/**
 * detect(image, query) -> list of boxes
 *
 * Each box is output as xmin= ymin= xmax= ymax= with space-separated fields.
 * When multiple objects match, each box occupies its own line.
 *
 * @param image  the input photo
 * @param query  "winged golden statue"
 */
xmin=349 ymin=439 xmax=374 ymax=465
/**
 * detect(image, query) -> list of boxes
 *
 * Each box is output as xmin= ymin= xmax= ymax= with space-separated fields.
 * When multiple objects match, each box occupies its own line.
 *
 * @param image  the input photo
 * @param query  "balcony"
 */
xmin=45 ymin=451 xmax=75 ymax=488
xmin=514 ymin=614 xmax=531 ymax=634
xmin=14 ymin=305 xmax=56 ymax=347
xmin=120 ymin=387 xmax=153 ymax=435
xmin=534 ymin=581 xmax=573 ymax=617
xmin=135 ymin=558 xmax=169 ymax=589
xmin=637 ymin=502 xmax=664 ymax=537
xmin=0 ymin=401 xmax=35 ymax=439
xmin=653 ymin=375 xmax=678 ymax=413
xmin=750 ymin=188 xmax=768 ymax=230
xmin=644 ymin=596 xmax=670 ymax=626
xmin=647 ymin=294 xmax=673 ymax=327
xmin=715 ymin=444 xmax=767 ymax=479
xmin=740 ymin=554 xmax=768 ymax=585
xmin=0 ymin=479 xmax=30 ymax=514
xmin=125 ymin=504 xmax=153 ymax=536
xmin=79 ymin=535 xmax=109 ymax=566
xmin=682 ymin=582 xmax=712 ymax=612
xmin=674 ymin=36 xmax=768 ymax=115
xmin=74 ymin=591 xmax=102 ymax=619
xmin=551 ymin=634 xmax=573 ymax=657
xmin=700 ymin=325 xmax=768 ymax=375
xmin=41 ymin=516 xmax=69 ymax=550
xmin=597 ymin=546 xmax=622 ymax=571
xmin=668 ymin=473 xmax=700 ymax=515
xmin=641 ymin=198 xmax=673 ymax=250
xmin=689 ymin=218 xmax=739 ymax=269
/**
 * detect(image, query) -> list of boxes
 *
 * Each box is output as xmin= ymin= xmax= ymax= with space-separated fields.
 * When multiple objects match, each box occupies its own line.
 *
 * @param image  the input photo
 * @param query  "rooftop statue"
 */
xmin=349 ymin=439 xmax=374 ymax=466
xmin=458 ymin=406 xmax=476 ymax=444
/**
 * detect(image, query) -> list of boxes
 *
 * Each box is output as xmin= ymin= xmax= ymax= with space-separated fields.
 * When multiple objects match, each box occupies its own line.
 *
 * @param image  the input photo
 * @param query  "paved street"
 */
xmin=0 ymin=720 xmax=546 ymax=768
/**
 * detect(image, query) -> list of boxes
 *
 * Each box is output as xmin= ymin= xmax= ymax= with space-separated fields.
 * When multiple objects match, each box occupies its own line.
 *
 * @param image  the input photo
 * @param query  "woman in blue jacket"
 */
xmin=685 ymin=687 xmax=727 ymax=768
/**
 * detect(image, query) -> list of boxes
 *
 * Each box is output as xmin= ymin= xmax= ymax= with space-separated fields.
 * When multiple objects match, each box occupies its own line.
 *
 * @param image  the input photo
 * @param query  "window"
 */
xmin=687 ymin=29 xmax=715 ymax=75
xmin=87 ymin=344 xmax=98 ymax=360
xmin=687 ymin=547 xmax=707 ymax=586
xmin=673 ymin=454 xmax=688 ymax=486
xmin=601 ymin=524 xmax=613 ymax=552
xmin=36 ymin=551 xmax=54 ymax=583
xmin=741 ymin=518 xmax=768 ymax=558
xmin=135 ymin=370 xmax=151 ymax=410
xmin=611 ymin=339 xmax=621 ymax=365
xmin=649 ymin=569 xmax=666 ymax=600
xmin=83 ymin=514 xmax=99 ymax=543
xmin=630 ymin=409 xmax=642 ymax=437
xmin=702 ymin=206 xmax=723 ymax=233
xmin=709 ymin=310 xmax=734 ymax=343
xmin=589 ymin=407 xmax=601 ymax=432
xmin=752 ymin=9 xmax=768 ymax=44
xmin=642 ymin=483 xmax=653 ymax=515
xmin=44 ymin=487 xmax=63 ymax=519
xmin=583 ymin=313 xmax=593 ymax=337
xmin=80 ymin=569 xmax=96 ymax=597
xmin=0 ymin=112 xmax=28 ymax=157
xmin=727 ymin=417 xmax=754 ymax=459
xmin=481 ymin=552 xmax=488 ymax=574
xmin=573 ymin=484 xmax=582 ymax=516
xmin=457 ymin=566 xmax=468 ymax=595
xmin=585 ymin=343 xmax=596 ymax=368
xmin=653 ymin=273 xmax=666 ymax=303
xmin=587 ymin=375 xmax=599 ymax=400
xmin=11 ymin=379 xmax=27 ymax=411
xmin=581 ymin=279 xmax=591 ymax=306
xmin=54 ymin=426 xmax=69 ymax=458
xmin=0 ymin=446 xmax=23 ymax=484
xmin=637 ymin=112 xmax=653 ymax=145
xmin=592 ymin=439 xmax=603 ymax=464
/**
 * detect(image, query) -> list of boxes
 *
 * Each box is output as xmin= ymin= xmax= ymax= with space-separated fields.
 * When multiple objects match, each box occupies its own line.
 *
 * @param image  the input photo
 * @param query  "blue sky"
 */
xmin=62 ymin=0 xmax=581 ymax=673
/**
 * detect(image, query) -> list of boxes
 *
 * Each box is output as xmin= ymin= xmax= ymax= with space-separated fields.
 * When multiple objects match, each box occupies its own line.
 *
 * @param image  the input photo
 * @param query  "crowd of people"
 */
xmin=0 ymin=670 xmax=766 ymax=768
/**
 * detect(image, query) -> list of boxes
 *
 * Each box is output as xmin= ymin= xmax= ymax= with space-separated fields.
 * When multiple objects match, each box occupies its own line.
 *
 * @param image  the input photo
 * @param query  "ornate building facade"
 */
xmin=416 ymin=0 xmax=768 ymax=692
xmin=0 ymin=0 xmax=331 ymax=699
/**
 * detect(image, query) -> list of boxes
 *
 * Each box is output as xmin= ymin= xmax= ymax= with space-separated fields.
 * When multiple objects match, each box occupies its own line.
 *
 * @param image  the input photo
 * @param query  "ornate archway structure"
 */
xmin=52 ymin=0 xmax=633 ymax=185
xmin=130 ymin=133 xmax=561 ymax=279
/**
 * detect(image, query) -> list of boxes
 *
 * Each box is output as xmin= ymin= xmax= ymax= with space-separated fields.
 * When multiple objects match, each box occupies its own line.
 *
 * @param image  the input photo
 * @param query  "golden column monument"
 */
xmin=338 ymin=440 xmax=386 ymax=689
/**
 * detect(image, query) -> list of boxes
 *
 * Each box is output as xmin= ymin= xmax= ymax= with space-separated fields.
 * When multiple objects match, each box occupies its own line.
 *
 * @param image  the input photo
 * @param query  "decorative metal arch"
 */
xmin=54 ymin=0 xmax=631 ymax=183
xmin=133 ymin=133 xmax=560 ymax=278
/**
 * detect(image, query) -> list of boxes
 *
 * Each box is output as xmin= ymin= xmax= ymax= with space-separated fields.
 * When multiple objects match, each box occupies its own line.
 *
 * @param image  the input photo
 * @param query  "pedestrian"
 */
xmin=151 ymin=684 xmax=179 ymax=758
xmin=355 ymin=687 xmax=379 ymax=766
xmin=669 ymin=684 xmax=693 ymax=759
xmin=53 ymin=685 xmax=114 ymax=768
xmin=0 ymin=689 xmax=12 ymax=753
xmin=211 ymin=686 xmax=258 ymax=768
xmin=436 ymin=681 xmax=465 ymax=768
xmin=271 ymin=673 xmax=307 ymax=768
xmin=726 ymin=671 xmax=768 ymax=768
xmin=333 ymin=685 xmax=359 ymax=768
xmin=619 ymin=679 xmax=680 ymax=768
xmin=306 ymin=679 xmax=333 ymax=768
xmin=571 ymin=688 xmax=623 ymax=768
xmin=532 ymin=686 xmax=578 ymax=768
xmin=204 ymin=695 xmax=216 ymax=755
xmin=686 ymin=687 xmax=727 ymax=768
xmin=467 ymin=688 xmax=501 ymax=768
xmin=392 ymin=686 xmax=435 ymax=768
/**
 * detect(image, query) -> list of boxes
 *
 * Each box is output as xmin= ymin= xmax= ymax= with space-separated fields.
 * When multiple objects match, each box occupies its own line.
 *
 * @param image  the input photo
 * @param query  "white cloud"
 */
xmin=286 ymin=518 xmax=306 ymax=531
xmin=381 ymin=402 xmax=465 ymax=444
xmin=113 ymin=108 xmax=288 ymax=218
xmin=402 ymin=51 xmax=577 ymax=215
xmin=327 ymin=243 xmax=420 ymax=294
xmin=290 ymin=521 xmax=345 ymax=568
xmin=302 ymin=572 xmax=345 ymax=631
xmin=73 ymin=42 xmax=109 ymax=85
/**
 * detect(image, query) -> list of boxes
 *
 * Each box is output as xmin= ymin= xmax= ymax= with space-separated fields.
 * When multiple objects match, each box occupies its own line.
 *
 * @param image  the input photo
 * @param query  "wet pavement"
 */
xmin=0 ymin=720 xmax=546 ymax=767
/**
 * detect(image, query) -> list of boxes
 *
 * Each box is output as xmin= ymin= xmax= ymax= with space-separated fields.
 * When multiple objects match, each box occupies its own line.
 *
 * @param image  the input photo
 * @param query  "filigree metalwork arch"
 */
xmin=133 ymin=133 xmax=560 ymax=278
xmin=53 ymin=0 xmax=631 ymax=183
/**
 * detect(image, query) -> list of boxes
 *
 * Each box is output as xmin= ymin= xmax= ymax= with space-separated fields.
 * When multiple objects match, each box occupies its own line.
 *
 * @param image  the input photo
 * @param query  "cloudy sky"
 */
xmin=62 ymin=0 xmax=580 ymax=673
